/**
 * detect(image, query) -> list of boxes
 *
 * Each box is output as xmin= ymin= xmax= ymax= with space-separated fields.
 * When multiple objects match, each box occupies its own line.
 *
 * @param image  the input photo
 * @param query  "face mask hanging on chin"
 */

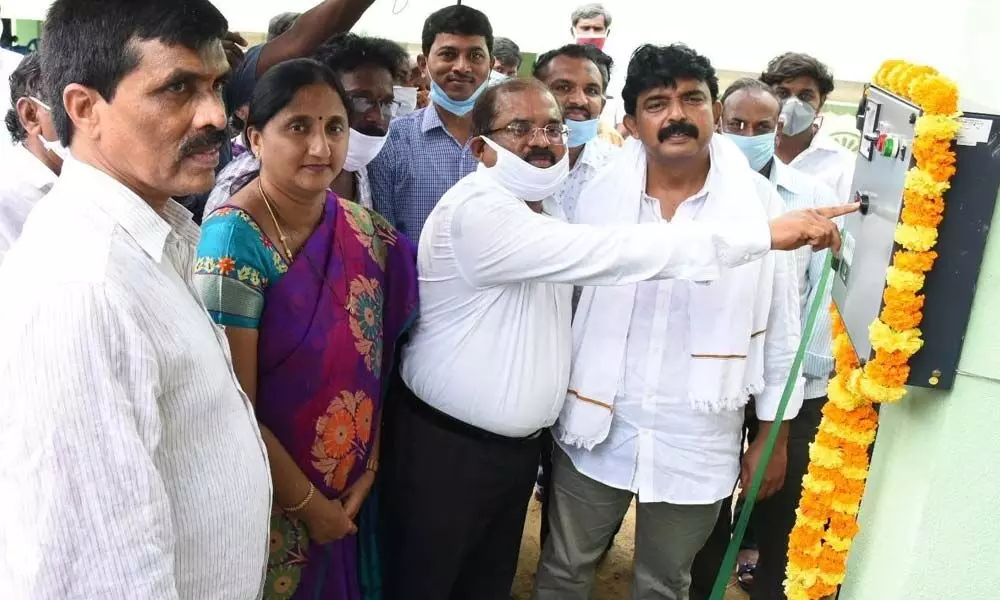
xmin=429 ymin=79 xmax=489 ymax=116
xmin=480 ymin=136 xmax=570 ymax=202
xmin=566 ymin=118 xmax=600 ymax=148
xmin=343 ymin=128 xmax=389 ymax=173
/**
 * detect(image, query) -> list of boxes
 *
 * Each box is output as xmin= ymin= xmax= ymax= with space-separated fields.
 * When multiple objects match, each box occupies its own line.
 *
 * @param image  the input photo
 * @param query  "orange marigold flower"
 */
xmin=789 ymin=526 xmax=825 ymax=549
xmin=909 ymin=74 xmax=959 ymax=115
xmin=901 ymin=205 xmax=944 ymax=229
xmin=865 ymin=357 xmax=910 ymax=388
xmin=893 ymin=250 xmax=938 ymax=273
xmin=882 ymin=286 xmax=925 ymax=316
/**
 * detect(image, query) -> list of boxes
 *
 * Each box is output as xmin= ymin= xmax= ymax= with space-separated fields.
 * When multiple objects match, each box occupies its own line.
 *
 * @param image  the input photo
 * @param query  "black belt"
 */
xmin=400 ymin=384 xmax=543 ymax=445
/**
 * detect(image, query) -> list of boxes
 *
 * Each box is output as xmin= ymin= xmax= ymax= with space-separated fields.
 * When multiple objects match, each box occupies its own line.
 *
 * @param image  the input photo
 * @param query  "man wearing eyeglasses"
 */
xmin=379 ymin=76 xmax=852 ymax=600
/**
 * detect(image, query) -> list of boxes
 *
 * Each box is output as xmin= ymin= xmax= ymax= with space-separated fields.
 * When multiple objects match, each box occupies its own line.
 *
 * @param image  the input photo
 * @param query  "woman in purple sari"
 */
xmin=194 ymin=59 xmax=417 ymax=600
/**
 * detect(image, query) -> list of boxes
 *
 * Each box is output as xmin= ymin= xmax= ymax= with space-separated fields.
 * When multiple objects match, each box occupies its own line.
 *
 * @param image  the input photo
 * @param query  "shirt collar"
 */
xmin=420 ymin=106 xmax=445 ymax=134
xmin=769 ymin=157 xmax=811 ymax=196
xmin=60 ymin=157 xmax=199 ymax=263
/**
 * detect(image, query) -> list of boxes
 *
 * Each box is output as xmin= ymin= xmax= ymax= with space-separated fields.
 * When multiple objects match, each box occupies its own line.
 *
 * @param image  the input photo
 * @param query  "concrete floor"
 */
xmin=512 ymin=498 xmax=749 ymax=600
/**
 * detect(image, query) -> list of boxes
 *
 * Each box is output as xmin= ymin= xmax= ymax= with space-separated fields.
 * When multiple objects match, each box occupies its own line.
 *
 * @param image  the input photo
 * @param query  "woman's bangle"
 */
xmin=282 ymin=483 xmax=316 ymax=513
xmin=365 ymin=455 xmax=379 ymax=473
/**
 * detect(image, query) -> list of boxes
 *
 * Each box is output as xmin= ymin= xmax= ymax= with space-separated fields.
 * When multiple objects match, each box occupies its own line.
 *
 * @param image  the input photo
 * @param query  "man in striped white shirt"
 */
xmin=691 ymin=78 xmax=840 ymax=600
xmin=0 ymin=2 xmax=271 ymax=598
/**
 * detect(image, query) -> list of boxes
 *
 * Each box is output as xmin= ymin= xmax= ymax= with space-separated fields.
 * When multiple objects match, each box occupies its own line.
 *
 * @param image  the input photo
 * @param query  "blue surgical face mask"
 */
xmin=429 ymin=78 xmax=489 ymax=116
xmin=566 ymin=118 xmax=600 ymax=148
xmin=724 ymin=132 xmax=776 ymax=172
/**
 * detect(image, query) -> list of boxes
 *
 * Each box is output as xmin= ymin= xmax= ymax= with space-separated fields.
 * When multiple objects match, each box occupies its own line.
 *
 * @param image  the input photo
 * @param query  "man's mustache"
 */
xmin=179 ymin=128 xmax=227 ymax=157
xmin=446 ymin=73 xmax=475 ymax=84
xmin=564 ymin=104 xmax=592 ymax=119
xmin=522 ymin=148 xmax=557 ymax=165
xmin=657 ymin=121 xmax=699 ymax=142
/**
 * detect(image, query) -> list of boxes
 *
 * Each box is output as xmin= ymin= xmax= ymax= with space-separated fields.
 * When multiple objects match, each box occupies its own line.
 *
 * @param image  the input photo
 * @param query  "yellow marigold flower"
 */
xmin=874 ymin=59 xmax=904 ymax=86
xmin=869 ymin=319 xmax=924 ymax=354
xmin=860 ymin=374 xmax=908 ymax=403
xmin=895 ymin=223 xmax=939 ymax=252
xmin=914 ymin=114 xmax=963 ymax=140
xmin=885 ymin=266 xmax=926 ymax=293
xmin=905 ymin=168 xmax=950 ymax=197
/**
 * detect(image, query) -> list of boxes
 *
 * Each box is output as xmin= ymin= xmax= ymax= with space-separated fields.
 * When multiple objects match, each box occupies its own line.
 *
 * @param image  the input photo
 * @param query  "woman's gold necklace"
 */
xmin=257 ymin=178 xmax=296 ymax=262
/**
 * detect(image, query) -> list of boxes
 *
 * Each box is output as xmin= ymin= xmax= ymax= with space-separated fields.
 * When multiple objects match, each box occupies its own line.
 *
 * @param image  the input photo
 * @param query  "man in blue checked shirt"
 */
xmin=368 ymin=5 xmax=493 ymax=246
xmin=691 ymin=78 xmax=841 ymax=600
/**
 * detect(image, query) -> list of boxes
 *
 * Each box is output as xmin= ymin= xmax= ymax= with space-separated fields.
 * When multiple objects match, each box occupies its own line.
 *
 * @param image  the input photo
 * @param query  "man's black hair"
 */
xmin=760 ymin=52 xmax=835 ymax=97
xmin=533 ymin=43 xmax=614 ymax=92
xmin=315 ymin=32 xmax=409 ymax=83
xmin=41 ymin=0 xmax=228 ymax=145
xmin=721 ymin=77 xmax=781 ymax=106
xmin=622 ymin=43 xmax=719 ymax=116
xmin=5 ymin=52 xmax=43 ymax=143
xmin=421 ymin=5 xmax=493 ymax=58
xmin=493 ymin=37 xmax=521 ymax=69
xmin=471 ymin=78 xmax=556 ymax=138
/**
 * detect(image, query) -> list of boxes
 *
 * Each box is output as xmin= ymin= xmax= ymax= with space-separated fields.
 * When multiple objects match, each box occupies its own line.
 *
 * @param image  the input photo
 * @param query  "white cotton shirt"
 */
xmin=560 ymin=174 xmax=801 ymax=505
xmin=0 ymin=144 xmax=58 ymax=263
xmin=400 ymin=165 xmax=771 ymax=438
xmin=0 ymin=158 xmax=272 ymax=599
xmin=554 ymin=136 xmax=619 ymax=223
xmin=788 ymin=132 xmax=857 ymax=203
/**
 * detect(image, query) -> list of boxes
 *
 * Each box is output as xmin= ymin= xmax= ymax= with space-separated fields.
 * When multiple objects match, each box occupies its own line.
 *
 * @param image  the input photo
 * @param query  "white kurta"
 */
xmin=0 ymin=158 xmax=272 ymax=599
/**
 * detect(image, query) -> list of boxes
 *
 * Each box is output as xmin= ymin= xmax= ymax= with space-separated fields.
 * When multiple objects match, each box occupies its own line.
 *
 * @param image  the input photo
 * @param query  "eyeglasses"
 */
xmin=348 ymin=96 xmax=400 ymax=120
xmin=488 ymin=122 xmax=569 ymax=145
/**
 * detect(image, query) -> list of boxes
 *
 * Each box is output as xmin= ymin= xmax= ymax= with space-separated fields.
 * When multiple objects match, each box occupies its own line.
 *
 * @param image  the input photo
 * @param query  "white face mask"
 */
xmin=343 ymin=128 xmax=389 ymax=173
xmin=38 ymin=134 xmax=71 ymax=161
xmin=480 ymin=136 xmax=569 ymax=202
xmin=27 ymin=96 xmax=70 ymax=161
xmin=392 ymin=86 xmax=418 ymax=117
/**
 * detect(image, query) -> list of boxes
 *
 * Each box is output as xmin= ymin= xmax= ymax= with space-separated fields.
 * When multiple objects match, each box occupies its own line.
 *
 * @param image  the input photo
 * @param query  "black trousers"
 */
xmin=689 ymin=396 xmax=825 ymax=600
xmin=380 ymin=384 xmax=542 ymax=600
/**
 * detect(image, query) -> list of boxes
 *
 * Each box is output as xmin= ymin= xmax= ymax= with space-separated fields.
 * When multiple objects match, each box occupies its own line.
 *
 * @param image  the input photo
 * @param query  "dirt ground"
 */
xmin=511 ymin=498 xmax=749 ymax=600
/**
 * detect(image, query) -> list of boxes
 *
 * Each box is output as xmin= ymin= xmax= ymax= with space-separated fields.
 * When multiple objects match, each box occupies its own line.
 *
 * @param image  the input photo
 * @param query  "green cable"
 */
xmin=707 ymin=250 xmax=834 ymax=600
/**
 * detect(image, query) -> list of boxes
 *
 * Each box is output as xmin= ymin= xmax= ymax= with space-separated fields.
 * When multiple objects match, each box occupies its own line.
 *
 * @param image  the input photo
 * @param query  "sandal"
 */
xmin=737 ymin=561 xmax=757 ymax=592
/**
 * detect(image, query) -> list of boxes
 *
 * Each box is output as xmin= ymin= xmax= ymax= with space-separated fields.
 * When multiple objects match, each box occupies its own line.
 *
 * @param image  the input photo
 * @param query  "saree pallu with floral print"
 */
xmin=255 ymin=197 xmax=418 ymax=600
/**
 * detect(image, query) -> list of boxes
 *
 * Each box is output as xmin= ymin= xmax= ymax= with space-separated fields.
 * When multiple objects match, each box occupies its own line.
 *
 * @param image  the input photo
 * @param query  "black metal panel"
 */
xmin=842 ymin=86 xmax=1000 ymax=389
xmin=908 ymin=106 xmax=1000 ymax=388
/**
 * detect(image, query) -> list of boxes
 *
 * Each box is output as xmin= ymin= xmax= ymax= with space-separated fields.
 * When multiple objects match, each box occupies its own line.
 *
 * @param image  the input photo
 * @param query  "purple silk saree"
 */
xmin=255 ymin=196 xmax=418 ymax=600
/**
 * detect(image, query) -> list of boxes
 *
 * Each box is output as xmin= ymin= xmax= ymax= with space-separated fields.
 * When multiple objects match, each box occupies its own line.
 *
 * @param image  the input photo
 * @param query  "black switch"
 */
xmin=855 ymin=191 xmax=871 ymax=215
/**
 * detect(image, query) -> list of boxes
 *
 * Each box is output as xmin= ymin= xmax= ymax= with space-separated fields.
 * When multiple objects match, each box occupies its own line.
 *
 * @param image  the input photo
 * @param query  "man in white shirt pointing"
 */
xmin=379 ymin=76 xmax=856 ymax=600
xmin=0 ymin=1 xmax=271 ymax=598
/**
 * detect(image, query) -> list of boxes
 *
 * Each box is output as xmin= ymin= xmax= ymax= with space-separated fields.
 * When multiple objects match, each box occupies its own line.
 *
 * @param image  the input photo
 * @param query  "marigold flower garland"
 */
xmin=784 ymin=61 xmax=961 ymax=599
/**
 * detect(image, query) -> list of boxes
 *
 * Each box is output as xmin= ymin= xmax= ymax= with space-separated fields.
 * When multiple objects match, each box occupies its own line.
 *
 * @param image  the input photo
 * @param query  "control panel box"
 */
xmin=832 ymin=86 xmax=1000 ymax=389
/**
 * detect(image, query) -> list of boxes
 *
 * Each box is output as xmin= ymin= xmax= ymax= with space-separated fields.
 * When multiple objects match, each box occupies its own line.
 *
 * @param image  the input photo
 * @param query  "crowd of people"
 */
xmin=0 ymin=1 xmax=860 ymax=600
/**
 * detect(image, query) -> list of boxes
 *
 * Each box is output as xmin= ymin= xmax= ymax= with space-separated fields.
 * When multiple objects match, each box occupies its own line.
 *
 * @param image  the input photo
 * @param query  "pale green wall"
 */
xmin=13 ymin=20 xmax=40 ymax=44
xmin=839 ymin=187 xmax=1000 ymax=600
